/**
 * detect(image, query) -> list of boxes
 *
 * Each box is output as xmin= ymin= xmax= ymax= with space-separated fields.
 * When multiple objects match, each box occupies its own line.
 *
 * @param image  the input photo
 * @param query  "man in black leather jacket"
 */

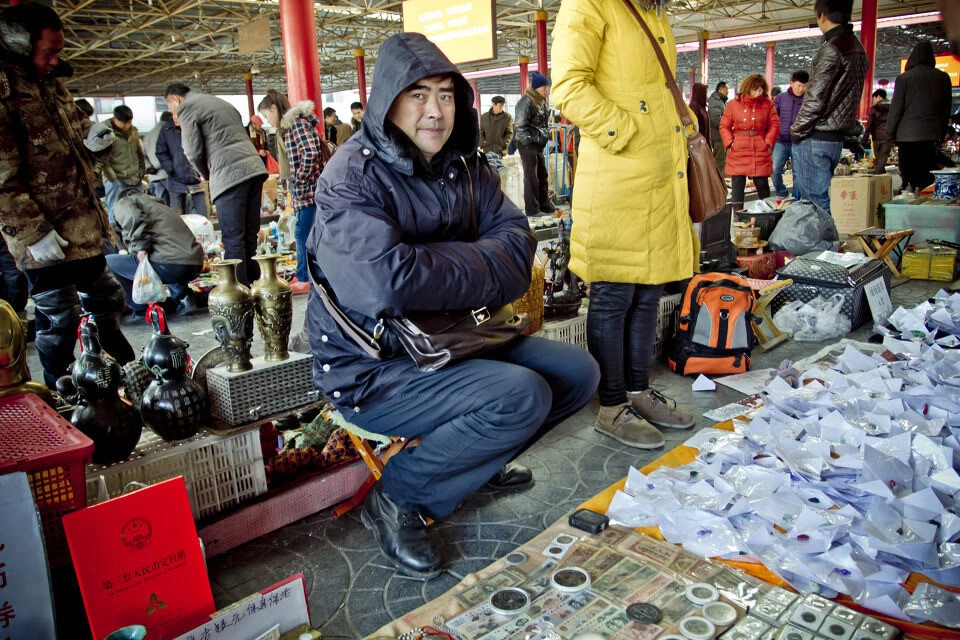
xmin=515 ymin=72 xmax=556 ymax=216
xmin=790 ymin=0 xmax=866 ymax=214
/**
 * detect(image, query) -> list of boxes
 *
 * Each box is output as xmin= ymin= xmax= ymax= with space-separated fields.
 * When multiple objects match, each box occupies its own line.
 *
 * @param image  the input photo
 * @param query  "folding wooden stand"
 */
xmin=747 ymin=278 xmax=793 ymax=352
xmin=850 ymin=227 xmax=914 ymax=287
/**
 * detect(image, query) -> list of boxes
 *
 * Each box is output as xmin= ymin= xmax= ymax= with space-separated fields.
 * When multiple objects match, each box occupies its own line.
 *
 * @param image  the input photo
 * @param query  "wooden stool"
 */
xmin=329 ymin=412 xmax=426 ymax=520
xmin=850 ymin=227 xmax=914 ymax=286
xmin=747 ymin=278 xmax=793 ymax=352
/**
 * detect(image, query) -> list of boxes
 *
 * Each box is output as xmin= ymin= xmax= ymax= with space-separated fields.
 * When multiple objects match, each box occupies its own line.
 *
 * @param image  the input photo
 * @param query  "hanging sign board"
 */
xmin=0 ymin=472 xmax=57 ymax=639
xmin=402 ymin=0 xmax=497 ymax=65
xmin=239 ymin=16 xmax=272 ymax=55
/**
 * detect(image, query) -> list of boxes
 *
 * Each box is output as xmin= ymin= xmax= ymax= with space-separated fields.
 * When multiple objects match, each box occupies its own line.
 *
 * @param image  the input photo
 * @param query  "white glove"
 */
xmin=28 ymin=230 xmax=69 ymax=263
xmin=84 ymin=122 xmax=115 ymax=152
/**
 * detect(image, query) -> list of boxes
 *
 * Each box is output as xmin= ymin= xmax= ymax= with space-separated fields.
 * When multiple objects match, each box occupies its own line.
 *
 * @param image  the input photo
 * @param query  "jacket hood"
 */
xmin=361 ymin=32 xmax=478 ymax=174
xmin=905 ymin=42 xmax=936 ymax=70
xmin=873 ymin=101 xmax=890 ymax=114
xmin=691 ymin=83 xmax=708 ymax=107
xmin=281 ymin=100 xmax=320 ymax=129
xmin=0 ymin=16 xmax=72 ymax=79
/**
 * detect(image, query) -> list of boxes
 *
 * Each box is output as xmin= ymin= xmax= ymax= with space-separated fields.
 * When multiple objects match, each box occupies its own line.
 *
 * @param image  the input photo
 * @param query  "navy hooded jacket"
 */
xmin=306 ymin=33 xmax=536 ymax=419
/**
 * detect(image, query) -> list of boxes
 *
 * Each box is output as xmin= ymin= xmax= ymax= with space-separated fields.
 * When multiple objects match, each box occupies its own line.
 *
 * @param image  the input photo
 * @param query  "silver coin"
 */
xmin=554 ymin=568 xmax=589 ymax=588
xmin=505 ymin=551 xmax=527 ymax=566
xmin=490 ymin=588 xmax=529 ymax=614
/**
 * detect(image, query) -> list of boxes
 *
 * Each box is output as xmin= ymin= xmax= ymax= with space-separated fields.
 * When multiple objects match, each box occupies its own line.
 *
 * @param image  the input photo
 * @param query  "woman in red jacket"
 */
xmin=720 ymin=74 xmax=780 ymax=204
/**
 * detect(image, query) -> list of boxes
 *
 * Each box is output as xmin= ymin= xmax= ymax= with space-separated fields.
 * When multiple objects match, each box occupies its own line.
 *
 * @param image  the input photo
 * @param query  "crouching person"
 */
xmin=106 ymin=189 xmax=203 ymax=318
xmin=307 ymin=33 xmax=600 ymax=579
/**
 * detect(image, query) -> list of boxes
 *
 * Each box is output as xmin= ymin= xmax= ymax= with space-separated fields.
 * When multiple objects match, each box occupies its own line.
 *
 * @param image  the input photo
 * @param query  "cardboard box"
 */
xmin=830 ymin=174 xmax=892 ymax=235
xmin=901 ymin=245 xmax=958 ymax=281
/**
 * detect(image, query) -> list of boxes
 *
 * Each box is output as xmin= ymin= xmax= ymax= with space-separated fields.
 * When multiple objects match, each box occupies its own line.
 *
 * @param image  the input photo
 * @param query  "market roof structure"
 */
xmin=59 ymin=0 xmax=943 ymax=97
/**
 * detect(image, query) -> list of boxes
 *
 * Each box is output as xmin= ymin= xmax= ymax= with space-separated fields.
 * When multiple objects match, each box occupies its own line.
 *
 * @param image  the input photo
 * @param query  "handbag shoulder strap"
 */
xmin=307 ymin=258 xmax=382 ymax=360
xmin=619 ymin=0 xmax=694 ymax=132
xmin=461 ymin=155 xmax=479 ymax=239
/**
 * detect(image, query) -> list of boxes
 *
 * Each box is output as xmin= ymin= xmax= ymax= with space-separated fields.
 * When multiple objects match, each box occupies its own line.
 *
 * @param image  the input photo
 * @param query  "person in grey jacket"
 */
xmin=106 ymin=189 xmax=204 ymax=317
xmin=142 ymin=111 xmax=171 ymax=205
xmin=708 ymin=82 xmax=729 ymax=172
xmin=887 ymin=42 xmax=954 ymax=192
xmin=164 ymin=82 xmax=268 ymax=285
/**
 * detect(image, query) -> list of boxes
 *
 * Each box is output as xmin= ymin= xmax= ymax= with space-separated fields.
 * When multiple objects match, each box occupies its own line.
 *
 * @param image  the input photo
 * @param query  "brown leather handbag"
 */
xmin=310 ymin=157 xmax=528 ymax=372
xmin=621 ymin=0 xmax=727 ymax=223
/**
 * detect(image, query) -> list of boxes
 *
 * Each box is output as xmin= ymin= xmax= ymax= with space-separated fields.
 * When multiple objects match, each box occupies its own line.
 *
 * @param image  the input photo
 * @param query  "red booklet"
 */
xmin=63 ymin=477 xmax=216 ymax=640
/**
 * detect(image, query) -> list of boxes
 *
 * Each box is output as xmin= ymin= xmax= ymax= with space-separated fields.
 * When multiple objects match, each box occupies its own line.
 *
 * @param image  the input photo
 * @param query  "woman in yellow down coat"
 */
xmin=552 ymin=0 xmax=698 ymax=449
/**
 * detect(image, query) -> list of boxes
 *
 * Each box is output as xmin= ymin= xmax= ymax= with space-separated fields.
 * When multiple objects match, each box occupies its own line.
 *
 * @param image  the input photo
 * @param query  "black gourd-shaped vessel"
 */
xmin=140 ymin=306 xmax=208 ymax=441
xmin=70 ymin=320 xmax=142 ymax=464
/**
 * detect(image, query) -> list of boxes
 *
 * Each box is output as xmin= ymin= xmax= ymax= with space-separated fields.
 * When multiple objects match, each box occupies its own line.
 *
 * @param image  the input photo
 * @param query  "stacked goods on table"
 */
xmin=605 ymin=333 xmax=960 ymax=629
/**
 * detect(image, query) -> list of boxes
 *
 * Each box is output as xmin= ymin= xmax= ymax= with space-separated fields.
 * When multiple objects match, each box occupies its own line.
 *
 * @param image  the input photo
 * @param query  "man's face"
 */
xmin=536 ymin=85 xmax=550 ymax=99
xmin=113 ymin=117 xmax=132 ymax=132
xmin=791 ymin=80 xmax=807 ymax=96
xmin=352 ymin=107 xmax=364 ymax=122
xmin=32 ymin=28 xmax=64 ymax=78
xmin=387 ymin=74 xmax=456 ymax=163
xmin=164 ymin=95 xmax=183 ymax=126
xmin=492 ymin=102 xmax=504 ymax=114
xmin=719 ymin=85 xmax=729 ymax=97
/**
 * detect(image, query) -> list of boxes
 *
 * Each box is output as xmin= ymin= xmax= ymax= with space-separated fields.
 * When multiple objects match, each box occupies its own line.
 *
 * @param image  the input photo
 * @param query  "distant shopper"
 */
xmin=323 ymin=107 xmax=353 ymax=146
xmin=720 ymin=74 xmax=780 ymax=204
xmin=350 ymin=101 xmax=364 ymax=134
xmin=887 ymin=41 xmax=953 ymax=192
xmin=553 ymin=0 xmax=698 ymax=450
xmin=709 ymin=82 xmax=729 ymax=172
xmin=772 ymin=70 xmax=809 ymax=198
xmin=103 ymin=105 xmax=145 ymax=225
xmin=515 ymin=71 xmax=555 ymax=215
xmin=164 ymin=82 xmax=268 ymax=285
xmin=106 ymin=190 xmax=204 ymax=317
xmin=143 ymin=111 xmax=172 ymax=204
xmin=790 ymin=0 xmax=867 ymax=214
xmin=155 ymin=107 xmax=205 ymax=217
xmin=259 ymin=90 xmax=323 ymax=295
xmin=480 ymin=96 xmax=515 ymax=157
xmin=689 ymin=83 xmax=711 ymax=145
xmin=75 ymin=99 xmax=105 ymax=198
xmin=248 ymin=115 xmax=269 ymax=167
xmin=770 ymin=86 xmax=783 ymax=98
xmin=863 ymin=89 xmax=893 ymax=174
xmin=0 ymin=2 xmax=135 ymax=387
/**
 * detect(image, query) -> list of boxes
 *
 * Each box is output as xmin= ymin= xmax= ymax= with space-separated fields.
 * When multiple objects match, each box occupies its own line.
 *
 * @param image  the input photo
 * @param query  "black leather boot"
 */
xmin=360 ymin=485 xmax=442 ymax=580
xmin=485 ymin=462 xmax=534 ymax=492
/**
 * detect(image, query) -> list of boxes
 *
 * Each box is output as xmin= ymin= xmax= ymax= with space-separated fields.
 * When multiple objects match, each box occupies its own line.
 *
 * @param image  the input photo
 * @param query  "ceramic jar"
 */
xmin=208 ymin=259 xmax=255 ymax=372
xmin=251 ymin=254 xmax=292 ymax=361
xmin=140 ymin=306 xmax=208 ymax=441
xmin=932 ymin=169 xmax=960 ymax=201
xmin=70 ymin=321 xmax=142 ymax=464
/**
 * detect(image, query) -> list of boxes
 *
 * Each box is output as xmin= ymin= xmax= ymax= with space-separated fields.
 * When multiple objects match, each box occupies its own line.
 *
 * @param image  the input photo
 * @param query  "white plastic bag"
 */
xmin=132 ymin=256 xmax=168 ymax=305
xmin=773 ymin=294 xmax=851 ymax=342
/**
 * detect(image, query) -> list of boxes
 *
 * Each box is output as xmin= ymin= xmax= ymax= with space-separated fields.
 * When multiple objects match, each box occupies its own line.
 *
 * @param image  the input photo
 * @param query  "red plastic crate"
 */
xmin=0 ymin=393 xmax=94 ymax=566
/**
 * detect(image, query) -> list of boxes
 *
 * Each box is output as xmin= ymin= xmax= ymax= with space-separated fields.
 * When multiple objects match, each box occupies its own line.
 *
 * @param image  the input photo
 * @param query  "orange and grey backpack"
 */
xmin=668 ymin=273 xmax=757 ymax=376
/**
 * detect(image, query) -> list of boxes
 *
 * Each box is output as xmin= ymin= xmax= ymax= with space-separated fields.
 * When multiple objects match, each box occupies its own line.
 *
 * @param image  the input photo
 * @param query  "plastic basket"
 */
xmin=538 ymin=307 xmax=587 ymax=349
xmin=655 ymin=293 xmax=683 ymax=361
xmin=0 ymin=393 xmax=93 ymax=567
xmin=85 ymin=426 xmax=267 ymax=520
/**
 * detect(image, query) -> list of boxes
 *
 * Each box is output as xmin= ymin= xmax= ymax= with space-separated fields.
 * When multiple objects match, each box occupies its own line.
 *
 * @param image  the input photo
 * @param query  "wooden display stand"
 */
xmin=850 ymin=227 xmax=914 ymax=286
xmin=748 ymin=278 xmax=793 ymax=352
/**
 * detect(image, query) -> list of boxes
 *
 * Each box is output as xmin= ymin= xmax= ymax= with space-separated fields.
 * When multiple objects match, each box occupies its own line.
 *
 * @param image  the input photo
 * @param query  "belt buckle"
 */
xmin=472 ymin=307 xmax=491 ymax=325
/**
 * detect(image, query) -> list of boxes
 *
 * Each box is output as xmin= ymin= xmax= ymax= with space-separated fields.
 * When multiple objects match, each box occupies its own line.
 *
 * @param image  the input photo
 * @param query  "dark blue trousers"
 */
xmin=213 ymin=175 xmax=267 ymax=286
xmin=105 ymin=253 xmax=201 ymax=315
xmin=350 ymin=336 xmax=599 ymax=519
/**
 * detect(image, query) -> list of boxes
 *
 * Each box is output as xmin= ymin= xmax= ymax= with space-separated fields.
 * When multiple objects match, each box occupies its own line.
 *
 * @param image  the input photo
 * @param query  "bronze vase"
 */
xmin=251 ymin=254 xmax=292 ymax=362
xmin=208 ymin=259 xmax=255 ymax=372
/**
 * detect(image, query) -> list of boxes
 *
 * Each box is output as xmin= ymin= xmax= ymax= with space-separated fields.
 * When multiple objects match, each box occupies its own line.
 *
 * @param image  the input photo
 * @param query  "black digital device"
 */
xmin=568 ymin=508 xmax=609 ymax=534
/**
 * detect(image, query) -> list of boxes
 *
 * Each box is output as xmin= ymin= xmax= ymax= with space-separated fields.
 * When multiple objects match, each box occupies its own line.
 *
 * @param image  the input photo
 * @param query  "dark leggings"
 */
xmin=730 ymin=175 xmax=770 ymax=205
xmin=587 ymin=281 xmax=664 ymax=407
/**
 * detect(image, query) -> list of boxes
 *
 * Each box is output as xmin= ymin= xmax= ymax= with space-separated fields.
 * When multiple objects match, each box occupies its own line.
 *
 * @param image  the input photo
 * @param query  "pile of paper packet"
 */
xmin=607 ymin=295 xmax=960 ymax=628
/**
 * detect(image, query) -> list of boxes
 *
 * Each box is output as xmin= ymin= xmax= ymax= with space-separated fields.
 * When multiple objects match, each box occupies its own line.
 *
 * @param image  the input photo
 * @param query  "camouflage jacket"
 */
xmin=0 ymin=57 xmax=113 ymax=270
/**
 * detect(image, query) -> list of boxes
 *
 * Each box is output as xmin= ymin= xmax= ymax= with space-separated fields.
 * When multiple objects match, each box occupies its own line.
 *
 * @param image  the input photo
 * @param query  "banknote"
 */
xmin=476 ymin=614 xmax=534 ymax=640
xmin=646 ymin=579 xmax=700 ymax=625
xmin=554 ymin=598 xmax=611 ymax=638
xmin=558 ymin=542 xmax=601 ymax=570
xmin=454 ymin=567 xmax=527 ymax=608
xmin=620 ymin=536 xmax=682 ymax=568
xmin=592 ymin=557 xmax=644 ymax=593
xmin=447 ymin=603 xmax=513 ymax=637
xmin=538 ymin=591 xmax=598 ymax=627
xmin=593 ymin=525 xmax=630 ymax=547
xmin=600 ymin=565 xmax=661 ymax=603
xmin=582 ymin=548 xmax=624 ymax=581
xmin=581 ymin=604 xmax=631 ymax=638
xmin=622 ymin=571 xmax=675 ymax=605
xmin=611 ymin=621 xmax=667 ymax=640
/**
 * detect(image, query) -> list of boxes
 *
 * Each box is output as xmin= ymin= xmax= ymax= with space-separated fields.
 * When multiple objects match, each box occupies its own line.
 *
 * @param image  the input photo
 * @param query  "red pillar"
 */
xmin=765 ymin=42 xmax=775 ymax=91
xmin=859 ymin=0 xmax=878 ymax=120
xmin=280 ymin=0 xmax=323 ymax=128
xmin=688 ymin=68 xmax=696 ymax=94
xmin=354 ymin=48 xmax=367 ymax=109
xmin=519 ymin=56 xmax=530 ymax=93
xmin=243 ymin=73 xmax=255 ymax=118
xmin=699 ymin=31 xmax=709 ymax=85
xmin=535 ymin=11 xmax=548 ymax=76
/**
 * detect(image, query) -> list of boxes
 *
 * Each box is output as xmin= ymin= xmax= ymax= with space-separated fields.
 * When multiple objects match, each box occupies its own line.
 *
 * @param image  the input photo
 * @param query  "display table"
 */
xmin=371 ymin=424 xmax=960 ymax=640
xmin=882 ymin=200 xmax=960 ymax=246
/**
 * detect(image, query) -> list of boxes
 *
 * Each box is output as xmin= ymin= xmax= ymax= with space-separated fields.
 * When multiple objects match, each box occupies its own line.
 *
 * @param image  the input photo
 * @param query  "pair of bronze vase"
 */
xmin=208 ymin=256 xmax=292 ymax=372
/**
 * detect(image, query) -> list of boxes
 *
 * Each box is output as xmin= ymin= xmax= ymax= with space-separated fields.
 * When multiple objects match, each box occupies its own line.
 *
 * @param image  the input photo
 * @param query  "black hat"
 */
xmin=491 ymin=96 xmax=506 ymax=104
